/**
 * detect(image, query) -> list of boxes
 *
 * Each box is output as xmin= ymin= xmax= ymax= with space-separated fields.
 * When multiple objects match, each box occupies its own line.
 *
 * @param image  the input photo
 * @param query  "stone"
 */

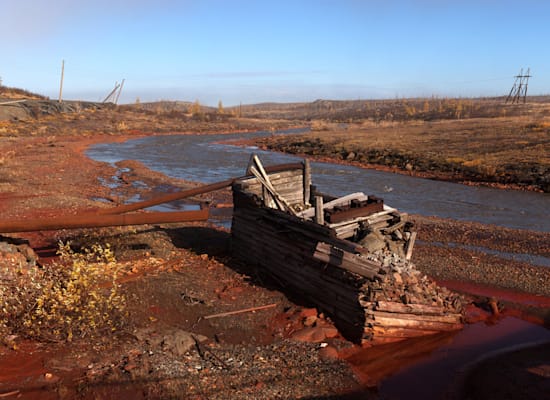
xmin=359 ymin=231 xmax=386 ymax=253
xmin=346 ymin=151 xmax=356 ymax=161
xmin=291 ymin=327 xmax=327 ymax=343
xmin=321 ymin=326 xmax=339 ymax=339
xmin=319 ymin=345 xmax=339 ymax=360
xmin=303 ymin=315 xmax=317 ymax=327
xmin=299 ymin=307 xmax=318 ymax=318
xmin=161 ymin=330 xmax=208 ymax=356
xmin=392 ymin=272 xmax=403 ymax=284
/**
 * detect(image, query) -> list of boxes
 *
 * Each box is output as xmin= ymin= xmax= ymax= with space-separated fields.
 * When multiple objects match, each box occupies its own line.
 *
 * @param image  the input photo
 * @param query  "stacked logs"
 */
xmin=357 ymin=252 xmax=463 ymax=343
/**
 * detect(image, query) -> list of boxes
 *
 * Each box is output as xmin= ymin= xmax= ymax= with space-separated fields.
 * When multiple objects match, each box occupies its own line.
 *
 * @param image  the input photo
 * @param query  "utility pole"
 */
xmin=58 ymin=59 xmax=65 ymax=103
xmin=102 ymin=81 xmax=121 ymax=103
xmin=506 ymin=68 xmax=531 ymax=104
xmin=114 ymin=78 xmax=125 ymax=104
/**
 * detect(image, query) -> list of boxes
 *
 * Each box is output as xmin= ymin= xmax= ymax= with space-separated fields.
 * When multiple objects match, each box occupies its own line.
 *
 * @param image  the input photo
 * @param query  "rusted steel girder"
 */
xmin=98 ymin=162 xmax=304 ymax=215
xmin=98 ymin=179 xmax=234 ymax=215
xmin=0 ymin=209 xmax=208 ymax=233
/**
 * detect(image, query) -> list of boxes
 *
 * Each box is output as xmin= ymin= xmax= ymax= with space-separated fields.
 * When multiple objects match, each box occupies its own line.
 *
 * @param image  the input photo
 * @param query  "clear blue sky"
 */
xmin=2 ymin=0 xmax=549 ymax=105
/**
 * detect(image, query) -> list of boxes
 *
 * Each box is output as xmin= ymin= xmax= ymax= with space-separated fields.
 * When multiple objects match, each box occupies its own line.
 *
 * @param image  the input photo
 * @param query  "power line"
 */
xmin=505 ymin=68 xmax=531 ymax=104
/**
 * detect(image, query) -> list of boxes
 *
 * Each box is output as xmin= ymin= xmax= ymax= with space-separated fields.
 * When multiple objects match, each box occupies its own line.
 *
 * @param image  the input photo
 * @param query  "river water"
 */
xmin=87 ymin=129 xmax=549 ymax=232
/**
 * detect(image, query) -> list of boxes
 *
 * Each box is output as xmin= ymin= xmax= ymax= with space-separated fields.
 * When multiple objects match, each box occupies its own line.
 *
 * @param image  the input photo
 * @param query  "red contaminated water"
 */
xmin=0 ymin=342 xmax=59 ymax=399
xmin=437 ymin=279 xmax=550 ymax=308
xmin=350 ymin=316 xmax=550 ymax=399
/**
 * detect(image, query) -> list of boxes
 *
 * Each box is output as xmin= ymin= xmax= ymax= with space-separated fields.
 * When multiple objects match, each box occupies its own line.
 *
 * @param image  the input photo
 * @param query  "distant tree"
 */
xmin=403 ymin=101 xmax=416 ymax=118
xmin=191 ymin=99 xmax=201 ymax=116
xmin=423 ymin=100 xmax=430 ymax=113
xmin=455 ymin=100 xmax=463 ymax=119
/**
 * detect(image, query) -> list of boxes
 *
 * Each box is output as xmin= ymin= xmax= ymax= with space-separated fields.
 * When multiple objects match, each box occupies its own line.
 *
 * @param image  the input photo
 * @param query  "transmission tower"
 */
xmin=505 ymin=68 xmax=531 ymax=104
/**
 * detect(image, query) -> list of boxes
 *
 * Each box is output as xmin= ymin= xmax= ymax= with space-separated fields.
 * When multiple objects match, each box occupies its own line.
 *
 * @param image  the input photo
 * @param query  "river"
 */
xmin=87 ymin=129 xmax=549 ymax=232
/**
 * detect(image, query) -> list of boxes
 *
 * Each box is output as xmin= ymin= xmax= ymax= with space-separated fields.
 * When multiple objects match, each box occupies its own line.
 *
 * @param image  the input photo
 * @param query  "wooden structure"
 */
xmin=231 ymin=156 xmax=463 ymax=344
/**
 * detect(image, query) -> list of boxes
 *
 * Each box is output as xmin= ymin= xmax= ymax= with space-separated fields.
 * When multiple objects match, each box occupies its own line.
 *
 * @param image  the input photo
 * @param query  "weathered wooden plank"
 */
xmin=374 ymin=301 xmax=447 ymax=316
xmin=325 ymin=202 xmax=385 ymax=224
xmin=381 ymin=217 xmax=408 ymax=234
xmin=232 ymin=232 xmax=369 ymax=300
xmin=297 ymin=192 xmax=368 ymax=219
xmin=405 ymin=231 xmax=417 ymax=261
xmin=313 ymin=242 xmax=382 ymax=279
xmin=237 ymin=170 xmax=304 ymax=186
xmin=232 ymin=227 xmax=368 ymax=292
xmin=368 ymin=310 xmax=462 ymax=324
xmin=334 ymin=224 xmax=359 ymax=238
xmin=233 ymin=249 xmax=366 ymax=319
xmin=367 ymin=315 xmax=462 ymax=331
xmin=249 ymin=166 xmax=287 ymax=211
xmin=314 ymin=196 xmax=324 ymax=225
xmin=327 ymin=211 xmax=394 ymax=229
xmin=241 ymin=180 xmax=304 ymax=194
xmin=304 ymin=159 xmax=311 ymax=206
xmin=370 ymin=326 xmax=439 ymax=338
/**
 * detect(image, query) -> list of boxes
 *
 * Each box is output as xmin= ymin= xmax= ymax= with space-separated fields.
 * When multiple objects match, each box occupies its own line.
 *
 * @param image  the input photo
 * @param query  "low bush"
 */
xmin=0 ymin=242 xmax=126 ymax=344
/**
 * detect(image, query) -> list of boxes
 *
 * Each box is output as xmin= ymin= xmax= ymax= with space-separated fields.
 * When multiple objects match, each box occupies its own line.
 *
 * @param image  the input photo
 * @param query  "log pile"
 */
xmin=231 ymin=157 xmax=464 ymax=344
xmin=357 ymin=251 xmax=463 ymax=343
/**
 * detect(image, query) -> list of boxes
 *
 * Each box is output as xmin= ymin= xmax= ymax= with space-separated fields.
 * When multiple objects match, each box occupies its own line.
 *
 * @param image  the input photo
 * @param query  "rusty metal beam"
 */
xmin=98 ymin=162 xmax=304 ymax=215
xmin=0 ymin=210 xmax=208 ymax=234
xmin=98 ymin=179 xmax=235 ymax=215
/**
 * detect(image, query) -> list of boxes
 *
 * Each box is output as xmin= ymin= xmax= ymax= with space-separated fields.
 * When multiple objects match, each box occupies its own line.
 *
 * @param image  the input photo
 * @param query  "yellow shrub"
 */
xmin=1 ymin=242 xmax=126 ymax=343
xmin=462 ymin=159 xmax=483 ymax=167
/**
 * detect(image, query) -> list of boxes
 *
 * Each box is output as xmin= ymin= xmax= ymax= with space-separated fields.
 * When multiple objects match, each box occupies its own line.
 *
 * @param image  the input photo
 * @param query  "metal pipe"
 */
xmin=0 ymin=210 xmax=208 ymax=233
xmin=98 ymin=162 xmax=304 ymax=215
xmin=98 ymin=179 xmax=235 ymax=215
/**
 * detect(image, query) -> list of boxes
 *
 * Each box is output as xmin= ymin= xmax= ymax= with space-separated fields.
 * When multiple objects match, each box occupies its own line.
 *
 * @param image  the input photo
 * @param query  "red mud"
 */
xmin=0 ymin=342 xmax=60 ymax=399
xmin=437 ymin=279 xmax=550 ymax=308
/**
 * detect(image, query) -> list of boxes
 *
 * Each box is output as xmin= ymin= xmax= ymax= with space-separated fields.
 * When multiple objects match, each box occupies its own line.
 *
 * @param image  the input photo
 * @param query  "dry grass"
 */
xmin=258 ymin=113 xmax=550 ymax=191
xmin=315 ymin=117 xmax=550 ymax=166
xmin=0 ymin=86 xmax=46 ymax=100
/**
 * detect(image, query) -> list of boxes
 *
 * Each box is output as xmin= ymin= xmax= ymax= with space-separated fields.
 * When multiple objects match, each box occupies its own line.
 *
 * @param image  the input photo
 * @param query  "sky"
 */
xmin=1 ymin=0 xmax=549 ymax=106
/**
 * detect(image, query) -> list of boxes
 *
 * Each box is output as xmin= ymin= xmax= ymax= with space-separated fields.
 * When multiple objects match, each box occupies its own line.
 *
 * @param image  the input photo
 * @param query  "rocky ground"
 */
xmin=0 ymin=104 xmax=548 ymax=399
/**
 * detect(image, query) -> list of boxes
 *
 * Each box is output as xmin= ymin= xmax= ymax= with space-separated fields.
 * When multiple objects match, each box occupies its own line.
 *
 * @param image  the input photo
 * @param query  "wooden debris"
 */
xmin=203 ymin=303 xmax=278 ymax=320
xmin=0 ymin=390 xmax=21 ymax=398
xmin=231 ymin=156 xmax=464 ymax=343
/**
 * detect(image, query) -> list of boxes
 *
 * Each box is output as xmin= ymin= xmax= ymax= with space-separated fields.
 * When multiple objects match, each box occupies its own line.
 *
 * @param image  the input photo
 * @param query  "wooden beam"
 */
xmin=314 ymin=195 xmax=324 ymax=225
xmin=405 ymin=231 xmax=417 ymax=260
